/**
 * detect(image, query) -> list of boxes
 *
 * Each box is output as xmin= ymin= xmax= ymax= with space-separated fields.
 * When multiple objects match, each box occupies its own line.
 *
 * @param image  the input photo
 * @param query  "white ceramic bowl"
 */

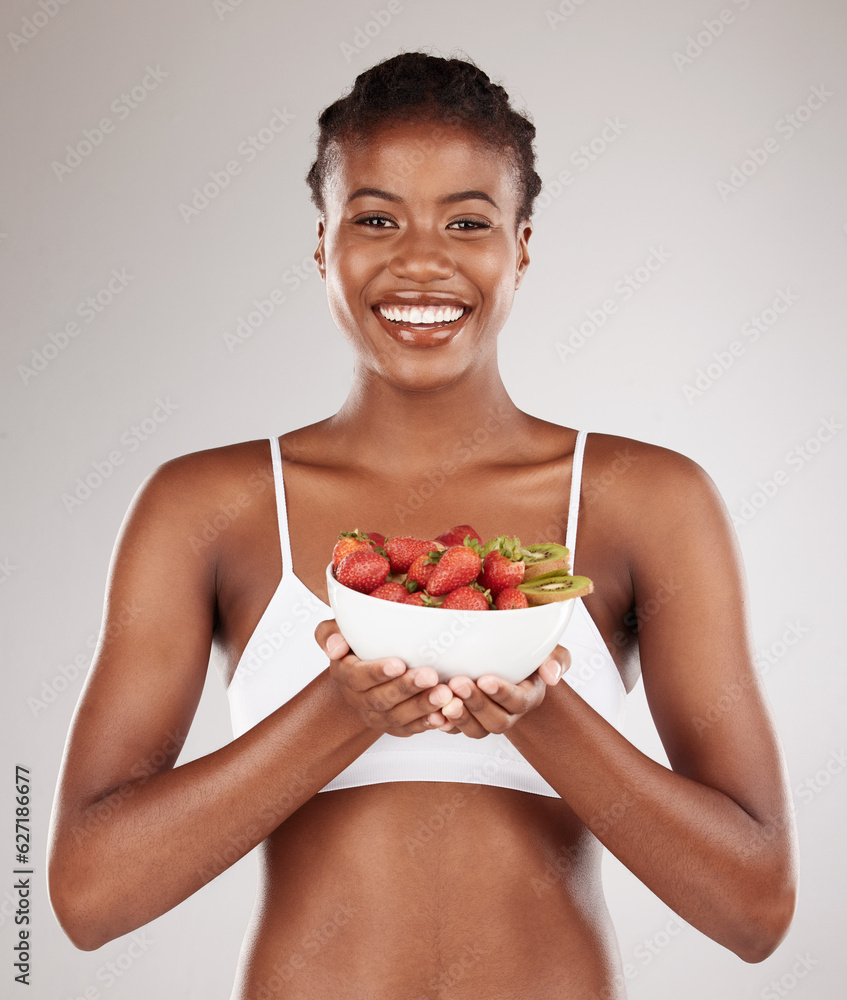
xmin=325 ymin=562 xmax=576 ymax=684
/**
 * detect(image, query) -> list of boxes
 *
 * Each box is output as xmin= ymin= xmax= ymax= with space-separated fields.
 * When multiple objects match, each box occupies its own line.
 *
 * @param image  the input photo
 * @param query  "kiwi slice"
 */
xmin=520 ymin=542 xmax=571 ymax=580
xmin=517 ymin=569 xmax=593 ymax=605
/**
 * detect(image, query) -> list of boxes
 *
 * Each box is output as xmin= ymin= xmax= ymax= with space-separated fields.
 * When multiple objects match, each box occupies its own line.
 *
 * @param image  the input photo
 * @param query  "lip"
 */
xmin=372 ymin=303 xmax=472 ymax=347
xmin=374 ymin=290 xmax=473 ymax=308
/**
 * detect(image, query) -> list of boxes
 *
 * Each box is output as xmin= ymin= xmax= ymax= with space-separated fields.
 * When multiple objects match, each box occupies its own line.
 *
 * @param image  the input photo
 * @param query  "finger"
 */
xmin=476 ymin=672 xmax=547 ymax=715
xmin=314 ymin=620 xmax=350 ymax=661
xmin=372 ymin=683 xmax=457 ymax=729
xmin=438 ymin=695 xmax=491 ymax=739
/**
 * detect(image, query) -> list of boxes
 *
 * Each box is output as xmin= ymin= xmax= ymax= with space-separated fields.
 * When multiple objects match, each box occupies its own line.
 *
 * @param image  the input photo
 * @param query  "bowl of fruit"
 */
xmin=325 ymin=524 xmax=593 ymax=684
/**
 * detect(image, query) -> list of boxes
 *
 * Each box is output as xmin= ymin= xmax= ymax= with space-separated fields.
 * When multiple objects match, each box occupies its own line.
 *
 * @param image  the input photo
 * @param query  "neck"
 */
xmin=324 ymin=363 xmax=527 ymax=479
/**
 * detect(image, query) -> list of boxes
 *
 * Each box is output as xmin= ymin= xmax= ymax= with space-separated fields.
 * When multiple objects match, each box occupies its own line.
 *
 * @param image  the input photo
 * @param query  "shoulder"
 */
xmin=582 ymin=431 xmax=720 ymax=498
xmin=580 ymin=432 xmax=732 ymax=560
xmin=117 ymin=438 xmax=277 ymax=555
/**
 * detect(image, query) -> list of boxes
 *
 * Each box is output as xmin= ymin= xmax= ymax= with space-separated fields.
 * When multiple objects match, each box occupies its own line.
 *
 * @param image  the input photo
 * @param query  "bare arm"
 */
xmin=47 ymin=452 xmax=451 ymax=951
xmin=442 ymin=445 xmax=798 ymax=962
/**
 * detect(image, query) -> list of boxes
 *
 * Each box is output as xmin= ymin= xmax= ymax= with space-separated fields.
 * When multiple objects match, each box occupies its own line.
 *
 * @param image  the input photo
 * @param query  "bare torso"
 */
xmin=211 ymin=420 xmax=640 ymax=998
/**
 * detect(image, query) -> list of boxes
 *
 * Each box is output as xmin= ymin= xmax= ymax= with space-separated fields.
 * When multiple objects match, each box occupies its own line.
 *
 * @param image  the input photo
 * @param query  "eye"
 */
xmin=356 ymin=213 xmax=397 ymax=228
xmin=447 ymin=218 xmax=491 ymax=230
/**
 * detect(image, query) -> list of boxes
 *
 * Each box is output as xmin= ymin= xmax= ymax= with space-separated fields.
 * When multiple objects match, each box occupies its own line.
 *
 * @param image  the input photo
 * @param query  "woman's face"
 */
xmin=315 ymin=121 xmax=532 ymax=391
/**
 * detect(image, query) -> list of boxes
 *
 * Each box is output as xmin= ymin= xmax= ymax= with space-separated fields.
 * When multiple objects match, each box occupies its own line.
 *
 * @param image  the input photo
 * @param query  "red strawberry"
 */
xmin=436 ymin=524 xmax=483 ymax=548
xmin=385 ymin=536 xmax=442 ymax=574
xmin=425 ymin=545 xmax=482 ymax=596
xmin=403 ymin=590 xmax=440 ymax=607
xmin=336 ymin=549 xmax=390 ymax=593
xmin=366 ymin=531 xmax=386 ymax=548
xmin=478 ymin=550 xmax=525 ymax=596
xmin=406 ymin=552 xmax=436 ymax=590
xmin=332 ymin=529 xmax=376 ymax=569
xmin=494 ymin=587 xmax=529 ymax=610
xmin=441 ymin=586 xmax=490 ymax=611
xmin=369 ymin=581 xmax=411 ymax=603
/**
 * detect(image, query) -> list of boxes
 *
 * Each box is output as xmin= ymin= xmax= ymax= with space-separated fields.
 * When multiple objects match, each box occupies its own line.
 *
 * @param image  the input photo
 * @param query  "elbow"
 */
xmin=731 ymin=876 xmax=798 ymax=964
xmin=48 ymin=854 xmax=114 ymax=952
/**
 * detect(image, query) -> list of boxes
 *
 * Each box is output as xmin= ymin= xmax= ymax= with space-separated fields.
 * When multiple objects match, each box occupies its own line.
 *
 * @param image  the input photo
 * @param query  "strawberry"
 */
xmin=494 ymin=587 xmax=529 ymax=610
xmin=332 ymin=529 xmax=377 ymax=569
xmin=425 ymin=545 xmax=482 ymax=596
xmin=441 ymin=586 xmax=490 ymax=611
xmin=406 ymin=552 xmax=437 ymax=590
xmin=478 ymin=550 xmax=525 ymax=596
xmin=403 ymin=590 xmax=440 ymax=607
xmin=369 ymin=581 xmax=411 ymax=603
xmin=385 ymin=536 xmax=442 ymax=574
xmin=436 ymin=524 xmax=483 ymax=548
xmin=336 ymin=549 xmax=390 ymax=593
xmin=366 ymin=531 xmax=386 ymax=548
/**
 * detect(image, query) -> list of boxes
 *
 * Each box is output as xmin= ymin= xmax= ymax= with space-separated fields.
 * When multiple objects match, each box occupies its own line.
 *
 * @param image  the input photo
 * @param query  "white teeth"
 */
xmin=378 ymin=304 xmax=465 ymax=325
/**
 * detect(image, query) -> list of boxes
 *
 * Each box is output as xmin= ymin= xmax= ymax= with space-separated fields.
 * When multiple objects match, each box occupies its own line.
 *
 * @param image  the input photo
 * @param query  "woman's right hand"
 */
xmin=314 ymin=621 xmax=461 ymax=737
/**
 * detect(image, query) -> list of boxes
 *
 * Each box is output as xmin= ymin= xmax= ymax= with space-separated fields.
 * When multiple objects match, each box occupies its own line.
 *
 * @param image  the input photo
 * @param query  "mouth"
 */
xmin=372 ymin=301 xmax=471 ymax=345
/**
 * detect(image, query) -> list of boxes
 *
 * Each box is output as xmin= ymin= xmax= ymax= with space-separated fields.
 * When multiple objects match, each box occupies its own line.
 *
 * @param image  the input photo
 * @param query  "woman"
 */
xmin=48 ymin=52 xmax=798 ymax=998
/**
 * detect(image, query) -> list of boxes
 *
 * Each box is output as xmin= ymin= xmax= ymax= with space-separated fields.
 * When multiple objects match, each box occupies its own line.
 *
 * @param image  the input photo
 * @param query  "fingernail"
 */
xmin=384 ymin=659 xmax=405 ymax=677
xmin=542 ymin=659 xmax=562 ymax=682
xmin=478 ymin=677 xmax=498 ymax=695
xmin=327 ymin=634 xmax=346 ymax=659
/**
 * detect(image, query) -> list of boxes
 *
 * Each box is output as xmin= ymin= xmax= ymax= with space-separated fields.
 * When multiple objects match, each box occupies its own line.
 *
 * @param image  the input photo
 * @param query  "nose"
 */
xmin=387 ymin=227 xmax=455 ymax=282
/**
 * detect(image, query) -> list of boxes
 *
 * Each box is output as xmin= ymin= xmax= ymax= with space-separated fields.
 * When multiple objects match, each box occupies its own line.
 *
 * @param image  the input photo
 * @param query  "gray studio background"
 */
xmin=2 ymin=0 xmax=846 ymax=997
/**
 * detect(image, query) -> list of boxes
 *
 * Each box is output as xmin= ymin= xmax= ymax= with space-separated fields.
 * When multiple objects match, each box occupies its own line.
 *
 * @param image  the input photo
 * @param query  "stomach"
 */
xmin=229 ymin=781 xmax=627 ymax=1000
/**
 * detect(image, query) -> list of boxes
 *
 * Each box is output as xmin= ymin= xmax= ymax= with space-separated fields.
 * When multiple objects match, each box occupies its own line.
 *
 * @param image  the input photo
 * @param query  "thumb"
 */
xmin=540 ymin=643 xmax=571 ymax=685
xmin=314 ymin=619 xmax=350 ymax=660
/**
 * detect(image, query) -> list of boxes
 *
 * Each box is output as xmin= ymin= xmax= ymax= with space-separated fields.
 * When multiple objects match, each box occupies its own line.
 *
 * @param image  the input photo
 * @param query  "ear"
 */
xmin=314 ymin=218 xmax=327 ymax=281
xmin=514 ymin=220 xmax=532 ymax=290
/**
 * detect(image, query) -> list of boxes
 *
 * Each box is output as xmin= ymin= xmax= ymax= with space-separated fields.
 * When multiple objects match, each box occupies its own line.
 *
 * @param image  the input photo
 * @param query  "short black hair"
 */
xmin=306 ymin=51 xmax=543 ymax=226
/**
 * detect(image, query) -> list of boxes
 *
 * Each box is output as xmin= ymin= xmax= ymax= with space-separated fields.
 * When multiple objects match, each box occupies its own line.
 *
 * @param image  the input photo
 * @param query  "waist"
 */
xmin=231 ymin=782 xmax=626 ymax=999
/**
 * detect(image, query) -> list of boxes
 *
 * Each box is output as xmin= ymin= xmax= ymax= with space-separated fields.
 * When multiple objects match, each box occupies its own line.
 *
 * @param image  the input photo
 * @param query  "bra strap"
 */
xmin=565 ymin=430 xmax=588 ymax=571
xmin=268 ymin=436 xmax=293 ymax=573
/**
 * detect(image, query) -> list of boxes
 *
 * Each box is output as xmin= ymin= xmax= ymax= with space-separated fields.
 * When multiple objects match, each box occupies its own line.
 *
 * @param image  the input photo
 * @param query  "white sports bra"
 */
xmin=226 ymin=430 xmax=626 ymax=798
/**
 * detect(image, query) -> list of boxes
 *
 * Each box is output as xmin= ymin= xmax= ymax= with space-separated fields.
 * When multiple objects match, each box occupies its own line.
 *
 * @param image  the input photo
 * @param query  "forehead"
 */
xmin=324 ymin=121 xmax=520 ymax=210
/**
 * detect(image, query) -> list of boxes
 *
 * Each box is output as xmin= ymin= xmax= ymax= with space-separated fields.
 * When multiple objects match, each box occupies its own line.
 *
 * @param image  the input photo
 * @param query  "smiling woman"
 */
xmin=47 ymin=51 xmax=798 ymax=999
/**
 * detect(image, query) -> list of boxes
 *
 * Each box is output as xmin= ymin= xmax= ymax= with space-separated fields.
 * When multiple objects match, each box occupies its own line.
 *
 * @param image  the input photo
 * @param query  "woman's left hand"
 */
xmin=435 ymin=644 xmax=571 ymax=738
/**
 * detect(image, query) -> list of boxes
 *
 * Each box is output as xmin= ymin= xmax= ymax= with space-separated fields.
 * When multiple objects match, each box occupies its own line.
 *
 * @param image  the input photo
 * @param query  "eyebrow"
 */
xmin=346 ymin=187 xmax=499 ymax=209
